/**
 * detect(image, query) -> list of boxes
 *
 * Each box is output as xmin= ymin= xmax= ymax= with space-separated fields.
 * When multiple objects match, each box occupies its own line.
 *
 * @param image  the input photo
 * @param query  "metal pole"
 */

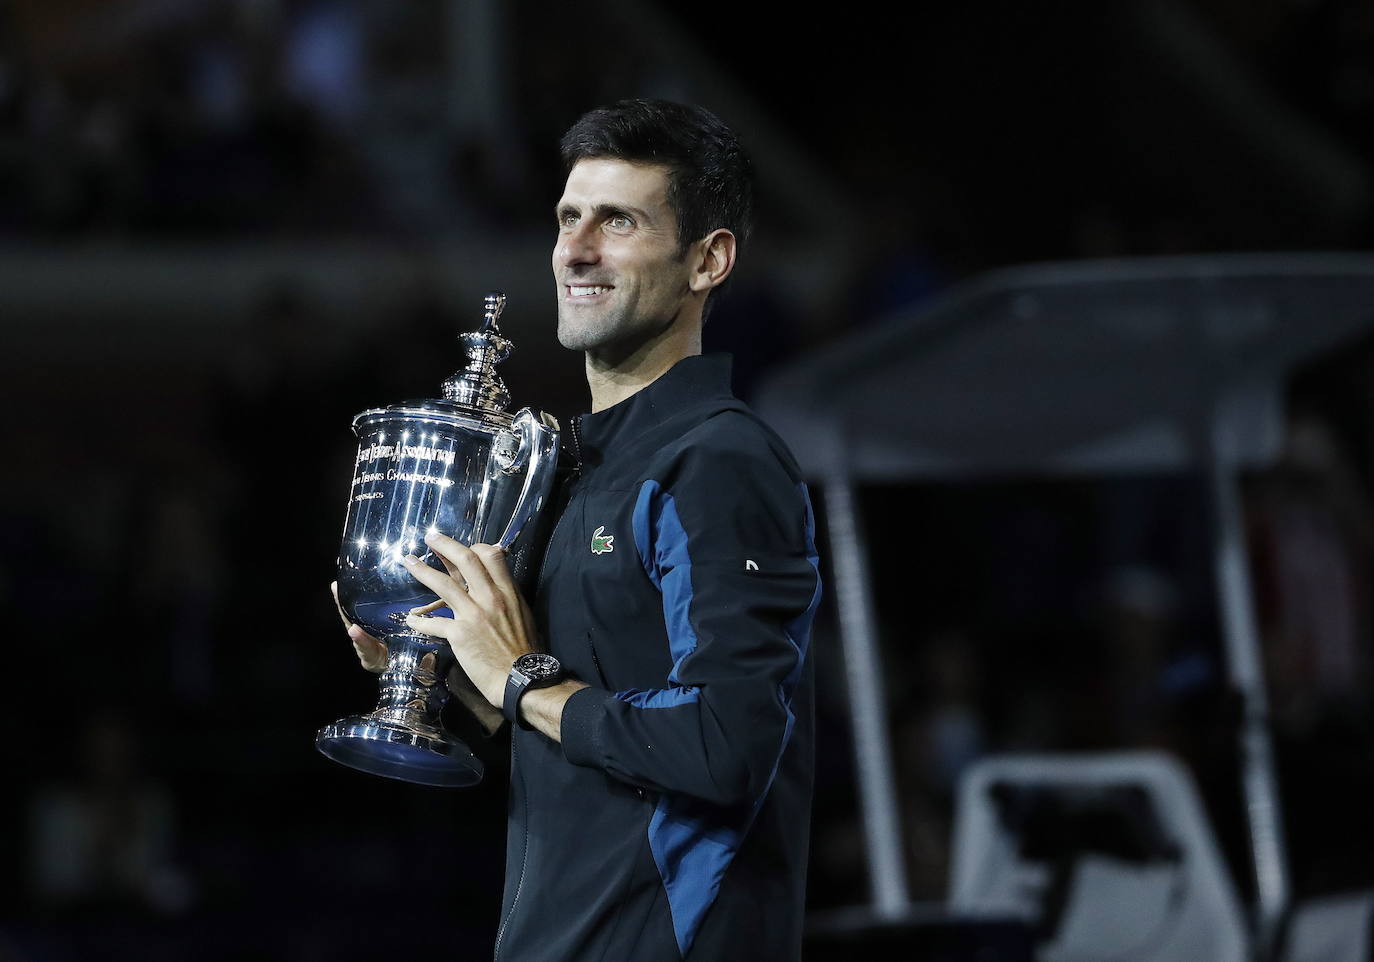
xmin=1205 ymin=402 xmax=1290 ymax=959
xmin=822 ymin=473 xmax=912 ymax=918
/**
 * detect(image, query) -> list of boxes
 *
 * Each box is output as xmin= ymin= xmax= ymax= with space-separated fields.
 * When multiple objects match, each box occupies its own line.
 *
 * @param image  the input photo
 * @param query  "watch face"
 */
xmin=515 ymin=652 xmax=561 ymax=681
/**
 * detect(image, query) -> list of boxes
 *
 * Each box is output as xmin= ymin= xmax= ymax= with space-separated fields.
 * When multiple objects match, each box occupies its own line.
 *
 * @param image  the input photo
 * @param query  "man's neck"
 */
xmin=584 ymin=321 xmax=702 ymax=413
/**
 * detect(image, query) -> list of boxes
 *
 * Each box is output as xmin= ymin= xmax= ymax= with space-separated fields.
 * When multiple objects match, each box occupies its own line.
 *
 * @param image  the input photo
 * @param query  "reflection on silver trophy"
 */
xmin=316 ymin=292 xmax=560 ymax=787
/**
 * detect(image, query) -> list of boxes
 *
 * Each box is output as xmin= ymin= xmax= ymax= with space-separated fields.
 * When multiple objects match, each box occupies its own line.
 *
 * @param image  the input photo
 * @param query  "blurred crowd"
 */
xmin=0 ymin=0 xmax=712 ymax=244
xmin=0 ymin=1 xmax=374 ymax=238
xmin=5 ymin=1 xmax=1372 ymax=258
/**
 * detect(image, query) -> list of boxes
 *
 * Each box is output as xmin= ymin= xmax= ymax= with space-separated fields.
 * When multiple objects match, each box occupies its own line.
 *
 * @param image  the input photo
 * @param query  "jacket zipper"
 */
xmin=493 ymin=737 xmax=527 ymax=960
xmin=496 ymin=416 xmax=583 ymax=959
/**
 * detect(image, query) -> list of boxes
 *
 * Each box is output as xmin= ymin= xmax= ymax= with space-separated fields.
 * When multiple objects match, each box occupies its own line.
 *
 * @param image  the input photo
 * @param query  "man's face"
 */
xmin=552 ymin=158 xmax=695 ymax=356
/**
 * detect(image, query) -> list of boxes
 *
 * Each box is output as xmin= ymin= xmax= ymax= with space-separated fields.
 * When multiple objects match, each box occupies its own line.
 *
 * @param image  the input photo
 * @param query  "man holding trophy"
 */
xmin=335 ymin=99 xmax=822 ymax=961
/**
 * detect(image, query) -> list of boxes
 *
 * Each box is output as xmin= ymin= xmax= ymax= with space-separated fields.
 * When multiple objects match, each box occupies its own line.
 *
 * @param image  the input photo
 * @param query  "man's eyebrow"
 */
xmin=555 ymin=201 xmax=654 ymax=223
xmin=597 ymin=202 xmax=652 ymax=222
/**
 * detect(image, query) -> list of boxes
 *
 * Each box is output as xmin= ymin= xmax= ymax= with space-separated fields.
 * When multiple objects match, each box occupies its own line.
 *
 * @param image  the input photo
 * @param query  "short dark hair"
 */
xmin=559 ymin=98 xmax=755 ymax=263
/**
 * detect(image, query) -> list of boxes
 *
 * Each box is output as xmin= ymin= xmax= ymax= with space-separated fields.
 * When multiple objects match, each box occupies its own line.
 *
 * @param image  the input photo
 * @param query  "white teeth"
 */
xmin=569 ymin=286 xmax=611 ymax=297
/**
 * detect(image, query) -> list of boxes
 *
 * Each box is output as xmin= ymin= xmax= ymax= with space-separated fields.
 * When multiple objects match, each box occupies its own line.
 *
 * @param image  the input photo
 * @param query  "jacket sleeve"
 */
xmin=559 ymin=432 xmax=822 ymax=808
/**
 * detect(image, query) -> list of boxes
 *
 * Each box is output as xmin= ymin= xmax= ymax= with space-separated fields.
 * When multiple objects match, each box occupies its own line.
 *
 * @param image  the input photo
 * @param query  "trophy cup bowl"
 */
xmin=316 ymin=293 xmax=560 ymax=787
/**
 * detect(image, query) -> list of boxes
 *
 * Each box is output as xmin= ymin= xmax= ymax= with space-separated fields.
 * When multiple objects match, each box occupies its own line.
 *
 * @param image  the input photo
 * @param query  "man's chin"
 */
xmin=557 ymin=314 xmax=617 ymax=353
xmin=557 ymin=327 xmax=599 ymax=352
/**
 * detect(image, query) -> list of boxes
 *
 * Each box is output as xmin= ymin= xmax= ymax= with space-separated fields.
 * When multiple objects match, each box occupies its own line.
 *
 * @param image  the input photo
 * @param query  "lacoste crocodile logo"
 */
xmin=590 ymin=525 xmax=615 ymax=555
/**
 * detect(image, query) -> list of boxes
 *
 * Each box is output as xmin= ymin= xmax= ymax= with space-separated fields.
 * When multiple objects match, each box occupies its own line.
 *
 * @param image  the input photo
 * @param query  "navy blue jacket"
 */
xmin=494 ymin=353 xmax=821 ymax=961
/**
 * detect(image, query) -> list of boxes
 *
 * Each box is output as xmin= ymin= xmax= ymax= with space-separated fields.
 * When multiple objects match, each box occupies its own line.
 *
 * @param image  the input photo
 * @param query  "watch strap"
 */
xmin=502 ymin=669 xmax=530 ymax=730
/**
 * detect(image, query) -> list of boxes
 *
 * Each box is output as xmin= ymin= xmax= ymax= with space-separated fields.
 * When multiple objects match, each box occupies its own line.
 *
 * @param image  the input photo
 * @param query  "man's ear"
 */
xmin=688 ymin=229 xmax=737 ymax=294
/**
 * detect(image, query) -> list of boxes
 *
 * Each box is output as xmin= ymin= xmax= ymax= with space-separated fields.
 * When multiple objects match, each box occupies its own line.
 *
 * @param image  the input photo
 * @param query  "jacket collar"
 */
xmin=574 ymin=353 xmax=735 ymax=468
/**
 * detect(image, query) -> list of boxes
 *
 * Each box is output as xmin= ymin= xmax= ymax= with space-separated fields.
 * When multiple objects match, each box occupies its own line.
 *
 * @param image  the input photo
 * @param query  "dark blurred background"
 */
xmin=4 ymin=0 xmax=1374 ymax=959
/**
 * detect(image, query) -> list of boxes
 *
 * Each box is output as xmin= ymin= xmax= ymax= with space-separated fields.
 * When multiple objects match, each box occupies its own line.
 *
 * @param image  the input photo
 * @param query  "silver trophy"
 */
xmin=316 ymin=292 xmax=560 ymax=787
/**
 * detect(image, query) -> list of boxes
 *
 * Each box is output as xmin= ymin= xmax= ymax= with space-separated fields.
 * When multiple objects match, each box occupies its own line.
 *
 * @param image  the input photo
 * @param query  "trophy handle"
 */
xmin=495 ymin=408 xmax=561 ymax=550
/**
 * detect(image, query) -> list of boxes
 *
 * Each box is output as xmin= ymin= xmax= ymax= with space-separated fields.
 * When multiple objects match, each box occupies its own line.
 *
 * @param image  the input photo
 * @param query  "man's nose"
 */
xmin=556 ymin=223 xmax=600 ymax=268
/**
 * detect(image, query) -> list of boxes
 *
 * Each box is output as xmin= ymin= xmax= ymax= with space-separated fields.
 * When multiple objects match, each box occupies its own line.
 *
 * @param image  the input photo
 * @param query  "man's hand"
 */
xmin=332 ymin=580 xmax=387 ymax=672
xmin=400 ymin=533 xmax=538 ymax=709
xmin=401 ymin=533 xmax=588 ymax=740
xmin=329 ymin=579 xmax=504 ymax=733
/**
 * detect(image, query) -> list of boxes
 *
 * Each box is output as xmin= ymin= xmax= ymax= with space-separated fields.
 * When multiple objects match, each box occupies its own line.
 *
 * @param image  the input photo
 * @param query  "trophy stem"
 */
xmin=316 ymin=634 xmax=484 ymax=788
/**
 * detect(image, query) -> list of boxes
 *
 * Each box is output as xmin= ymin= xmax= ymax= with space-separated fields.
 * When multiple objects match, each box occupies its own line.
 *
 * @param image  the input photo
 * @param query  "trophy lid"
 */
xmin=352 ymin=291 xmax=518 ymax=433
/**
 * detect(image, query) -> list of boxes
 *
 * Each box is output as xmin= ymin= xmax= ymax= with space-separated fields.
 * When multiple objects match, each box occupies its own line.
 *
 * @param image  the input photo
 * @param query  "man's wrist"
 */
xmin=516 ymin=679 xmax=589 ymax=742
xmin=480 ymin=662 xmax=512 ymax=710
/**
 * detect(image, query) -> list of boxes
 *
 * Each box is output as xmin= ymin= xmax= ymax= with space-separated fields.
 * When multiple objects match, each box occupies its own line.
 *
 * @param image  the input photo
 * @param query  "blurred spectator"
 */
xmin=1244 ymin=407 xmax=1374 ymax=895
xmin=893 ymin=628 xmax=989 ymax=899
xmin=1246 ymin=410 xmax=1374 ymax=737
xmin=1253 ymin=409 xmax=1368 ymax=731
xmin=281 ymin=0 xmax=366 ymax=131
xmin=1085 ymin=565 xmax=1221 ymax=753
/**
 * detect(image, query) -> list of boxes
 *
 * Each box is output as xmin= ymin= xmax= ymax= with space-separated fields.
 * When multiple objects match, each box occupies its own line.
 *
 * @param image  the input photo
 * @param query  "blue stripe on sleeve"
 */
xmin=633 ymin=478 xmax=824 ymax=958
xmin=633 ymin=479 xmax=699 ymax=682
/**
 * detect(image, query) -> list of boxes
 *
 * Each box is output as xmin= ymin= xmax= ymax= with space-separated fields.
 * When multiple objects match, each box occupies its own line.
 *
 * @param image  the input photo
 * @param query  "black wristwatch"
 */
xmin=502 ymin=653 xmax=563 ymax=730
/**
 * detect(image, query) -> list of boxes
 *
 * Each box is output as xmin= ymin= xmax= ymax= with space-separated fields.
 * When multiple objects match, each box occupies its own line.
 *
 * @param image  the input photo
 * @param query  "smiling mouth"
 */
xmin=567 ymin=285 xmax=613 ymax=298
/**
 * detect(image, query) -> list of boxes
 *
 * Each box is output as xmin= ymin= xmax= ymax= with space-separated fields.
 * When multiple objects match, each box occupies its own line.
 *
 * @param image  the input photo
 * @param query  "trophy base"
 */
xmin=316 ymin=714 xmax=484 ymax=788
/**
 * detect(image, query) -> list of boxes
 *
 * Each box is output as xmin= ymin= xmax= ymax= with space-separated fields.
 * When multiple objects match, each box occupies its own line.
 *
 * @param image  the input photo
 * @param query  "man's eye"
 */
xmin=559 ymin=212 xmax=579 ymax=228
xmin=607 ymin=214 xmax=633 ymax=230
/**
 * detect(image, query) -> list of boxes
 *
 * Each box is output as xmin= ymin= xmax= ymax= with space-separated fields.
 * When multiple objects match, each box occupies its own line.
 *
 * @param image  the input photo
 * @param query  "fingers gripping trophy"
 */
xmin=316 ymin=293 xmax=560 ymax=787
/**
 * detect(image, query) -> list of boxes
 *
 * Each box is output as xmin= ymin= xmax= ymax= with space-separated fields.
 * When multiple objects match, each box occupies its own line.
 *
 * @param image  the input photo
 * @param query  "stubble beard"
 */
xmin=557 ymin=299 xmax=628 ymax=353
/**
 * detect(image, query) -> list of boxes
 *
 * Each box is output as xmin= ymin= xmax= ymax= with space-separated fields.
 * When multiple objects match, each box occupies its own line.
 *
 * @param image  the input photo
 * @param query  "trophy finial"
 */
xmin=441 ymin=291 xmax=514 ymax=414
xmin=483 ymin=292 xmax=506 ymax=331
